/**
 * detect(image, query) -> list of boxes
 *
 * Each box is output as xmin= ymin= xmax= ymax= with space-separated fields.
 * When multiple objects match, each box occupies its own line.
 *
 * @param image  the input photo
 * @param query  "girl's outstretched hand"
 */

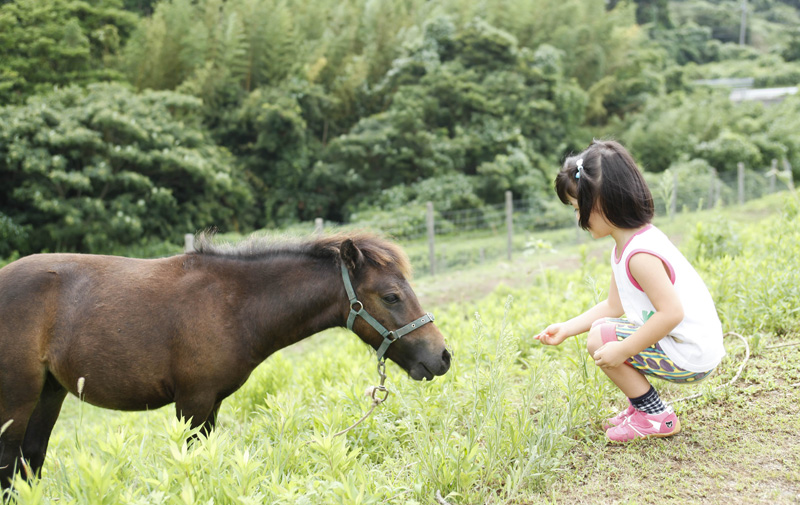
xmin=534 ymin=323 xmax=570 ymax=346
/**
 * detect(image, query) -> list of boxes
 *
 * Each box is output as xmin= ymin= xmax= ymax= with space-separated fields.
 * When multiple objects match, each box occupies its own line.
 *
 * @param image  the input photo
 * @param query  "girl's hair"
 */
xmin=555 ymin=140 xmax=654 ymax=231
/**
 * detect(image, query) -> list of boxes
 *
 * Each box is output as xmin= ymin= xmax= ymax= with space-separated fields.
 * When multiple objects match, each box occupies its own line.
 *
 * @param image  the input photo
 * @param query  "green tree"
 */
xmin=634 ymin=0 xmax=673 ymax=28
xmin=650 ymin=23 xmax=718 ymax=64
xmin=213 ymin=80 xmax=334 ymax=226
xmin=622 ymin=90 xmax=735 ymax=172
xmin=620 ymin=88 xmax=800 ymax=185
xmin=312 ymin=18 xmax=587 ymax=219
xmin=0 ymin=0 xmax=138 ymax=104
xmin=0 ymin=84 xmax=253 ymax=254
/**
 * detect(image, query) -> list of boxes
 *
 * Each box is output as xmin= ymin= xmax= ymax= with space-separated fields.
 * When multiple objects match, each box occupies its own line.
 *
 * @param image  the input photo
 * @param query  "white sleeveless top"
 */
xmin=610 ymin=225 xmax=725 ymax=372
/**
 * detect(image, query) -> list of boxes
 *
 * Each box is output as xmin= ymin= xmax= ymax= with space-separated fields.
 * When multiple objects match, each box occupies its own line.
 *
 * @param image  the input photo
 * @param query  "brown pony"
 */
xmin=0 ymin=232 xmax=450 ymax=489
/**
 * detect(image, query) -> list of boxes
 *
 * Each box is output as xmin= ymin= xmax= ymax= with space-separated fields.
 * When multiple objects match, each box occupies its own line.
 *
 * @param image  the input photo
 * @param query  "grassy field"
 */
xmin=2 ymin=193 xmax=799 ymax=504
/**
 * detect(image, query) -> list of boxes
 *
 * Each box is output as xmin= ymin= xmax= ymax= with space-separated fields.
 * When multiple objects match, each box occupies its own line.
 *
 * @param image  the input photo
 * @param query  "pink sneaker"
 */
xmin=602 ymin=402 xmax=635 ymax=431
xmin=606 ymin=409 xmax=681 ymax=442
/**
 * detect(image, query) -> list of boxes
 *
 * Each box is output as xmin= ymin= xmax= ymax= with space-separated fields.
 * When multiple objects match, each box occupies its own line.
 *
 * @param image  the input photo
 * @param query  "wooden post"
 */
xmin=505 ymin=190 xmax=513 ymax=261
xmin=670 ymin=171 xmax=678 ymax=218
xmin=783 ymin=157 xmax=795 ymax=191
xmin=426 ymin=201 xmax=435 ymax=277
xmin=314 ymin=217 xmax=324 ymax=235
xmin=737 ymin=162 xmax=745 ymax=205
xmin=184 ymin=233 xmax=194 ymax=253
xmin=708 ymin=167 xmax=717 ymax=208
xmin=769 ymin=159 xmax=777 ymax=193
xmin=739 ymin=0 xmax=748 ymax=45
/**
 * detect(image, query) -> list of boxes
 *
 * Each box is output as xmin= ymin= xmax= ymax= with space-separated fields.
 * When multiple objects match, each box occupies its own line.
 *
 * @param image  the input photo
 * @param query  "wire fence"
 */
xmin=290 ymin=161 xmax=795 ymax=277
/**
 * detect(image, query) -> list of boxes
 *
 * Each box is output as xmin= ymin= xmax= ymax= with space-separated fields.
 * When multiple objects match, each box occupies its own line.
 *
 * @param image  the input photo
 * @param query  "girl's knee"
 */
xmin=586 ymin=324 xmax=604 ymax=355
xmin=587 ymin=321 xmax=617 ymax=355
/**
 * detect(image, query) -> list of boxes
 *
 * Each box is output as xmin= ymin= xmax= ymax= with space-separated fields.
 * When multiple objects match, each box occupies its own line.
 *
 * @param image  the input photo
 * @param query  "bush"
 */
xmin=644 ymin=158 xmax=718 ymax=215
xmin=0 ymin=83 xmax=253 ymax=255
xmin=0 ymin=212 xmax=28 ymax=258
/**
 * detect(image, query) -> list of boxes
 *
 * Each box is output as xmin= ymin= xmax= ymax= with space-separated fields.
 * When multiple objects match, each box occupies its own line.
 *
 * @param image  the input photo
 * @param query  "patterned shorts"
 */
xmin=593 ymin=317 xmax=714 ymax=383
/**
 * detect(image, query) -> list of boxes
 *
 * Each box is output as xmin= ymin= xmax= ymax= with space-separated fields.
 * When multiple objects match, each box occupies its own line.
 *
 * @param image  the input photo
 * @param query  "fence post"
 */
xmin=769 ymin=159 xmax=777 ymax=193
xmin=314 ymin=217 xmax=324 ymax=235
xmin=737 ymin=162 xmax=745 ymax=205
xmin=426 ymin=201 xmax=435 ymax=277
xmin=184 ymin=233 xmax=195 ymax=253
xmin=670 ymin=171 xmax=678 ymax=218
xmin=505 ymin=190 xmax=513 ymax=261
xmin=708 ymin=167 xmax=717 ymax=208
xmin=783 ymin=157 xmax=795 ymax=191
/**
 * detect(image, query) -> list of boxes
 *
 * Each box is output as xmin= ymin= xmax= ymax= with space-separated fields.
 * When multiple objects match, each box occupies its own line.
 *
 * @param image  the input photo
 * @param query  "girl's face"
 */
xmin=568 ymin=197 xmax=612 ymax=239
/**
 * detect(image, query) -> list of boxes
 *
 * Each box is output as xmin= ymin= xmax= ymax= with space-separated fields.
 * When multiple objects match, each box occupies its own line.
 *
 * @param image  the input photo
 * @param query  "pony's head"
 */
xmin=337 ymin=235 xmax=451 ymax=380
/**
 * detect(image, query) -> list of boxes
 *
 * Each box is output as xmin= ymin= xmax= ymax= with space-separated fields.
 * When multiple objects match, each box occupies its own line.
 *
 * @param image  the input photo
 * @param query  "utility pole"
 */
xmin=739 ymin=0 xmax=748 ymax=45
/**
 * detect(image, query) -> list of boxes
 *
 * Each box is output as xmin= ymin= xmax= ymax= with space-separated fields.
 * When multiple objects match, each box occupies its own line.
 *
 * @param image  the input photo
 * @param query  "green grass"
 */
xmin=545 ymin=341 xmax=800 ymax=504
xmin=2 ymin=192 xmax=800 ymax=504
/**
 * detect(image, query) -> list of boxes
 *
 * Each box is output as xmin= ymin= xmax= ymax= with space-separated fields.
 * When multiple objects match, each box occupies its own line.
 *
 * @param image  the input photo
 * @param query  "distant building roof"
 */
xmin=694 ymin=77 xmax=755 ymax=89
xmin=729 ymin=87 xmax=798 ymax=103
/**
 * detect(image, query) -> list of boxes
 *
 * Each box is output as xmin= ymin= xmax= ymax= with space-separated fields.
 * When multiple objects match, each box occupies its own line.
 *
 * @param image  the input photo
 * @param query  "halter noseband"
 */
xmin=340 ymin=263 xmax=434 ymax=362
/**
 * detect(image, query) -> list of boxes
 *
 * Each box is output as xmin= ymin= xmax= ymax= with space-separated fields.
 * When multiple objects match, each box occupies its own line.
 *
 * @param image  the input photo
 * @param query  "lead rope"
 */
xmin=330 ymin=359 xmax=390 ymax=439
xmin=300 ymin=360 xmax=388 ymax=448
xmin=668 ymin=331 xmax=800 ymax=405
xmin=667 ymin=331 xmax=750 ymax=406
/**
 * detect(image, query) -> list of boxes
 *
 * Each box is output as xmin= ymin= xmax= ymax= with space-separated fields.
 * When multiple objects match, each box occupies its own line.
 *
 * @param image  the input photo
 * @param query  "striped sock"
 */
xmin=630 ymin=386 xmax=670 ymax=415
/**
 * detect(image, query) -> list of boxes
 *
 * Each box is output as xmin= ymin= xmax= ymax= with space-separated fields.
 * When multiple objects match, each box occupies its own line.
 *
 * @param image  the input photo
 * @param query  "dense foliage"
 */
xmin=0 ymin=0 xmax=137 ymax=104
xmin=0 ymin=84 xmax=252 ymax=255
xmin=1 ymin=0 xmax=799 ymax=256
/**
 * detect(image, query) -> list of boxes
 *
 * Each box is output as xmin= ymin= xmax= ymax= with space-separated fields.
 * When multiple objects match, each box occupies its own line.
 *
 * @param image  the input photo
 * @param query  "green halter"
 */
xmin=340 ymin=263 xmax=435 ymax=362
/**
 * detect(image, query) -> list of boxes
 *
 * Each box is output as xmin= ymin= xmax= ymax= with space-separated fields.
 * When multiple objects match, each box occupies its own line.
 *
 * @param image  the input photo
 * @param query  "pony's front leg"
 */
xmin=1 ymin=372 xmax=46 ymax=489
xmin=1 ymin=413 xmax=33 ymax=490
xmin=0 ymin=435 xmax=21 ymax=491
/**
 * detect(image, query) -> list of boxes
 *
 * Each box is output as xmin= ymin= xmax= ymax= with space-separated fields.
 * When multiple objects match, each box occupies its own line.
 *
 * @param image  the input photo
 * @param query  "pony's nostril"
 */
xmin=442 ymin=348 xmax=451 ymax=365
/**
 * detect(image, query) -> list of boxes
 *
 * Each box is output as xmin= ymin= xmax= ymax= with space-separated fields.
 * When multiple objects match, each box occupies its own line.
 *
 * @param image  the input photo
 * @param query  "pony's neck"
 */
xmin=221 ymin=254 xmax=348 ymax=364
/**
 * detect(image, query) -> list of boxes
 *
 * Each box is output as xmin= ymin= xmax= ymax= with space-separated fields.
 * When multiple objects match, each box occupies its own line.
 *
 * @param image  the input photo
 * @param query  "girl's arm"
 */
xmin=535 ymin=275 xmax=624 ymax=345
xmin=593 ymin=253 xmax=684 ymax=368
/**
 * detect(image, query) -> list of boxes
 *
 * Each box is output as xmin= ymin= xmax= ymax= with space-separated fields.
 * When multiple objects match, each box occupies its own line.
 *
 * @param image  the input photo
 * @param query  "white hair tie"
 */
xmin=575 ymin=158 xmax=584 ymax=179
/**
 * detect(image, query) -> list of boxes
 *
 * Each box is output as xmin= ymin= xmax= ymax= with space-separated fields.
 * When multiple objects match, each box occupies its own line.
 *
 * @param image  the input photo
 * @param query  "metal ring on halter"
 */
xmin=350 ymin=300 xmax=363 ymax=313
xmin=371 ymin=385 xmax=389 ymax=403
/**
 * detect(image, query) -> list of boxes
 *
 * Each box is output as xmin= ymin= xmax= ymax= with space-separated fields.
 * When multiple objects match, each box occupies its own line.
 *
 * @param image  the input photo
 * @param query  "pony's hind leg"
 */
xmin=175 ymin=393 xmax=222 ymax=440
xmin=20 ymin=373 xmax=67 ymax=479
xmin=199 ymin=401 xmax=222 ymax=438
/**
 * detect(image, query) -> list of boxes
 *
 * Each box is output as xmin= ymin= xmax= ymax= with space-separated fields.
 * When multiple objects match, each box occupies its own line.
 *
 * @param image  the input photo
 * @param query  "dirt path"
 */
xmin=413 ymin=244 xmax=608 ymax=308
xmin=539 ymin=343 xmax=800 ymax=504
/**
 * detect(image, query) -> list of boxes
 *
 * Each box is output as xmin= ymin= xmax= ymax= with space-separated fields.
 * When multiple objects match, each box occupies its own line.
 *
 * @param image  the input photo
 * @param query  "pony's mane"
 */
xmin=193 ymin=231 xmax=412 ymax=278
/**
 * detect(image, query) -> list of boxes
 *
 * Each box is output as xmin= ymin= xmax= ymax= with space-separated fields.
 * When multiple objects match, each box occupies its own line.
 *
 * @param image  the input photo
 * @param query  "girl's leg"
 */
xmin=587 ymin=320 xmax=681 ymax=441
xmin=586 ymin=324 xmax=651 ymax=397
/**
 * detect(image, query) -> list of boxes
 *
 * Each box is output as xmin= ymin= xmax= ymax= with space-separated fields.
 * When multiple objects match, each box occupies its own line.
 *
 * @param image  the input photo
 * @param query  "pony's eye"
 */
xmin=382 ymin=294 xmax=400 ymax=304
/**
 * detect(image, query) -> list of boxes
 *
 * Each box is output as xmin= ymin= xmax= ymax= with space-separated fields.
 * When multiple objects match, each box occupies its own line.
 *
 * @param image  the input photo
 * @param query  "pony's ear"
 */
xmin=340 ymin=238 xmax=364 ymax=271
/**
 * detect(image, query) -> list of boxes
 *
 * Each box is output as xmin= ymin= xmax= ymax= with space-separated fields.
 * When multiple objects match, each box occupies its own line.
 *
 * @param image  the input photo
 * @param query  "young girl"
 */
xmin=535 ymin=140 xmax=725 ymax=442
